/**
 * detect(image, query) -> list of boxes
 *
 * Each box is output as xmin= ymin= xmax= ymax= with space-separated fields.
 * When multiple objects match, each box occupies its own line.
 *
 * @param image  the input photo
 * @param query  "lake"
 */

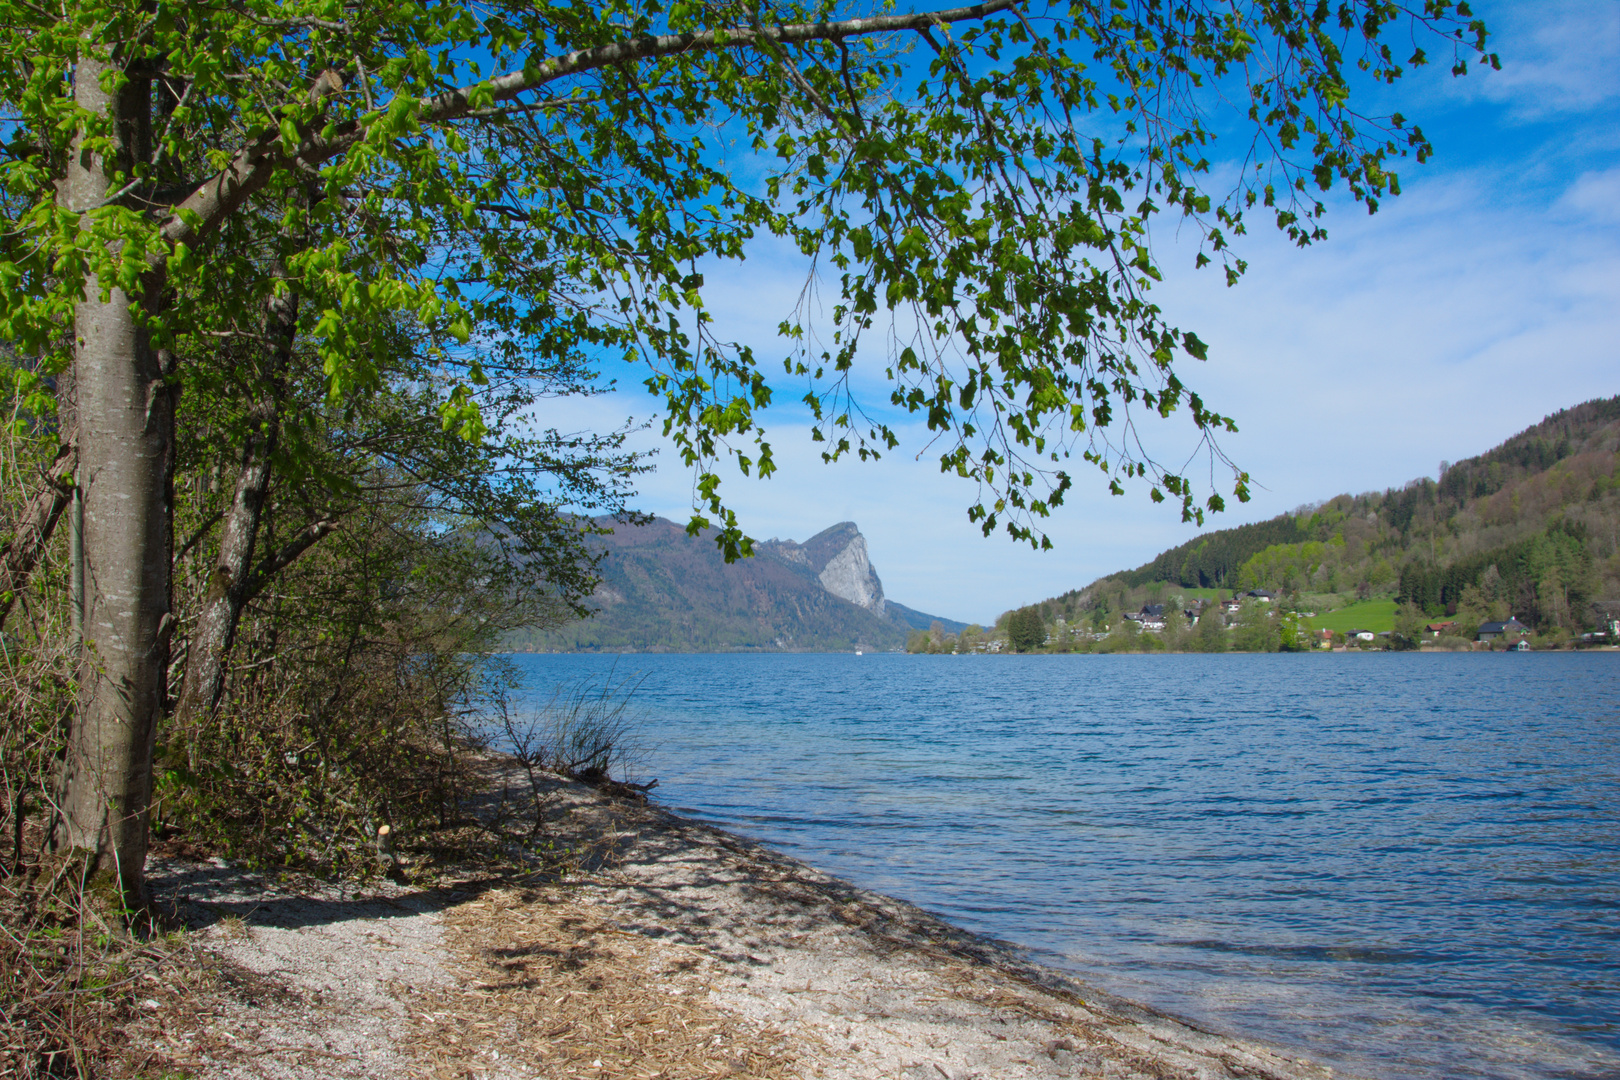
xmin=501 ymin=651 xmax=1620 ymax=1080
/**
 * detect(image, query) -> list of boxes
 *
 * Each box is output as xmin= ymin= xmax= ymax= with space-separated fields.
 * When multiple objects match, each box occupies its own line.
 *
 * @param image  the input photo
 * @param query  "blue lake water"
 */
xmin=502 ymin=652 xmax=1620 ymax=1080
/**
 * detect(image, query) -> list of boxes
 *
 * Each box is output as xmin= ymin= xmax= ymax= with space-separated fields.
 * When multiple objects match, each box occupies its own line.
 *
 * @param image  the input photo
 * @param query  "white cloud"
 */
xmin=1556 ymin=165 xmax=1620 ymax=224
xmin=1437 ymin=1 xmax=1620 ymax=119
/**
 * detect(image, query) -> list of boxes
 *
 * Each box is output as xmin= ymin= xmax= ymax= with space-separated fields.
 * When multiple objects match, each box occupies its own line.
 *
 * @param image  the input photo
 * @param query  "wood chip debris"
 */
xmin=403 ymin=885 xmax=798 ymax=1079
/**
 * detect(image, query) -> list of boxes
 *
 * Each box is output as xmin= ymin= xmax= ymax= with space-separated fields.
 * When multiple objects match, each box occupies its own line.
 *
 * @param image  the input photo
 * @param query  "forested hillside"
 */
xmin=1031 ymin=396 xmax=1620 ymax=638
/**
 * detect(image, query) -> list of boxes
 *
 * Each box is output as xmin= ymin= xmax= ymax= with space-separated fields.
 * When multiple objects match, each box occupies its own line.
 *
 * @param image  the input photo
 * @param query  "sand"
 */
xmin=139 ymin=772 xmax=1344 ymax=1080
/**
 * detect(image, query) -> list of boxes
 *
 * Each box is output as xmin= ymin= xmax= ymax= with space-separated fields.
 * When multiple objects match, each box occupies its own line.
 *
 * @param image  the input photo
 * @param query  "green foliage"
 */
xmin=1006 ymin=607 xmax=1046 ymax=653
xmin=1237 ymin=537 xmax=1344 ymax=592
xmin=1397 ymin=521 xmax=1596 ymax=628
xmin=1094 ymin=616 xmax=1141 ymax=654
xmin=1436 ymin=397 xmax=1620 ymax=505
xmin=1159 ymin=605 xmax=1188 ymax=651
xmin=1391 ymin=602 xmax=1426 ymax=650
xmin=0 ymin=0 xmax=1498 ymax=561
xmin=1118 ymin=516 xmax=1315 ymax=589
xmin=156 ymin=491 xmax=539 ymax=876
xmin=1228 ymin=603 xmax=1279 ymax=653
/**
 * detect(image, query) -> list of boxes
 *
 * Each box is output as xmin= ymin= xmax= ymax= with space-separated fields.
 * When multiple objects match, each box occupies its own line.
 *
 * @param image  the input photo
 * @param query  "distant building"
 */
xmin=1113 ymin=603 xmax=1171 ymax=631
xmin=1478 ymin=618 xmax=1530 ymax=642
xmin=1347 ymin=629 xmax=1376 ymax=642
xmin=1424 ymin=621 xmax=1456 ymax=636
xmin=1245 ymin=589 xmax=1275 ymax=602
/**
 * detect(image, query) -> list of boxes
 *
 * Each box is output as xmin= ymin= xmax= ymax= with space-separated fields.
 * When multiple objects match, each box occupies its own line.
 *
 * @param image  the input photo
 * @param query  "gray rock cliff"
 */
xmin=505 ymin=516 xmax=964 ymax=652
xmin=764 ymin=522 xmax=885 ymax=615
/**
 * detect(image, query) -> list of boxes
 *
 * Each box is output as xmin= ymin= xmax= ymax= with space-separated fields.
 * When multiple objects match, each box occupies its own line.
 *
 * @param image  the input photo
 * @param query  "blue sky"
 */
xmin=547 ymin=1 xmax=1620 ymax=625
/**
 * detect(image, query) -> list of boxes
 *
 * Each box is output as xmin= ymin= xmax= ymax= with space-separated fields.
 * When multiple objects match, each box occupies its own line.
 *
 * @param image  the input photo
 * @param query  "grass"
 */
xmin=1307 ymin=600 xmax=1399 ymax=634
xmin=1133 ymin=586 xmax=1227 ymax=603
xmin=1169 ymin=587 xmax=1228 ymax=602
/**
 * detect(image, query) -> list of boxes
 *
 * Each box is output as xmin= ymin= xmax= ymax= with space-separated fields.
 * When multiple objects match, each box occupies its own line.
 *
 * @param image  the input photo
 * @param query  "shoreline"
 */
xmin=141 ymin=770 xmax=1344 ymax=1080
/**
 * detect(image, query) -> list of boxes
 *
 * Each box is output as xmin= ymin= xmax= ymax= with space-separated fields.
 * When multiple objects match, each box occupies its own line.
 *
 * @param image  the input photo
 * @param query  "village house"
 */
xmin=1478 ymin=618 xmax=1530 ymax=642
xmin=1125 ymin=603 xmax=1167 ymax=631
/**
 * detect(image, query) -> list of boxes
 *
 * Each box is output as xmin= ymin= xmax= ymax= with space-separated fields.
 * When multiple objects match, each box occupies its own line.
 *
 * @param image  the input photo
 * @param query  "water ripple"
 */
xmin=506 ymin=651 xmax=1620 ymax=1080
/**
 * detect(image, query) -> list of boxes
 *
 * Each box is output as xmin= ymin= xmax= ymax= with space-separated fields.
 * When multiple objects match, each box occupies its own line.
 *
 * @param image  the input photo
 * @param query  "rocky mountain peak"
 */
xmin=762 ymin=522 xmax=886 ymax=614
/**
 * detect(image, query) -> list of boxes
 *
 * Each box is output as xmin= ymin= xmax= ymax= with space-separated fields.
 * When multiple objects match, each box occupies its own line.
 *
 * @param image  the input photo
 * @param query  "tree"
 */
xmin=1192 ymin=607 xmax=1227 ymax=653
xmin=1229 ymin=602 xmax=1279 ymax=652
xmin=1007 ymin=607 xmax=1046 ymax=653
xmin=1160 ymin=604 xmax=1188 ymax=652
xmin=1276 ymin=609 xmax=1308 ymax=651
xmin=1 ymin=0 xmax=1493 ymax=903
xmin=1109 ymin=616 xmax=1143 ymax=652
xmin=1392 ymin=601 xmax=1427 ymax=650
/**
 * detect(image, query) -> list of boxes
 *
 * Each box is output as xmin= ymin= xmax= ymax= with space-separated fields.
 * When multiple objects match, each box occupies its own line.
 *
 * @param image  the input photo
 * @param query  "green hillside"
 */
xmin=1017 ymin=396 xmax=1620 ymax=648
xmin=1307 ymin=601 xmax=1398 ymax=634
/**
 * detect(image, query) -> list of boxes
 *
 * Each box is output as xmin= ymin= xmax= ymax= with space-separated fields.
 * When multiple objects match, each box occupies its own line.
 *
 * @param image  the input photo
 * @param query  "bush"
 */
xmin=152 ymin=497 xmax=549 ymax=877
xmin=497 ymin=669 xmax=644 ymax=784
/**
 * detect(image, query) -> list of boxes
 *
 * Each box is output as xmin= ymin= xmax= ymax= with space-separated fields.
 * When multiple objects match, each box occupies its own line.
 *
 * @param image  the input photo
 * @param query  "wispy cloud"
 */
xmin=1556 ymin=165 xmax=1620 ymax=225
xmin=1447 ymin=1 xmax=1620 ymax=119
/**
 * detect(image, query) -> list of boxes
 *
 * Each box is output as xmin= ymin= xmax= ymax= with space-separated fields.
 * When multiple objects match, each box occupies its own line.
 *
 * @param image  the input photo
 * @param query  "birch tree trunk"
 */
xmin=52 ymin=51 xmax=171 ymax=907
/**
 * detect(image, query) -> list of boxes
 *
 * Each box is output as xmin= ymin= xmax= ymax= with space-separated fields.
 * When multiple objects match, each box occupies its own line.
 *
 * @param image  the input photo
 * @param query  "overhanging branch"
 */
xmin=159 ymin=0 xmax=1019 ymax=248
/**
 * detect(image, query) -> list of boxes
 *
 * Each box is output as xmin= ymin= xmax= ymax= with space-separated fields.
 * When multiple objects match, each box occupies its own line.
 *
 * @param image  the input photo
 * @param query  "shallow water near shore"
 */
xmin=502 ymin=651 xmax=1620 ymax=1080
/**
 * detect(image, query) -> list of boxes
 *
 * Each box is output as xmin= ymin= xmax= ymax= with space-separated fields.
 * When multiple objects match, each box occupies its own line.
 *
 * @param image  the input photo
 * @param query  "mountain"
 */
xmin=506 ymin=518 xmax=967 ymax=652
xmin=1024 ymin=395 xmax=1620 ymax=635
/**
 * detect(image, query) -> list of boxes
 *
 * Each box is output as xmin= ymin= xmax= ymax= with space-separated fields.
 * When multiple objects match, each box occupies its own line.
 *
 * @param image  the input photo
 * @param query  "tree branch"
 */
xmin=0 ymin=439 xmax=75 ymax=631
xmin=241 ymin=515 xmax=342 ymax=603
xmin=159 ymin=0 xmax=1018 ymax=248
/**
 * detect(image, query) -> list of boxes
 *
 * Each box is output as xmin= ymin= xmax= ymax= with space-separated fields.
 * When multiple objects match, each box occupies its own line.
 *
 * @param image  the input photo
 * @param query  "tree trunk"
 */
xmin=51 ymin=51 xmax=170 ymax=907
xmin=172 ymin=289 xmax=295 ymax=728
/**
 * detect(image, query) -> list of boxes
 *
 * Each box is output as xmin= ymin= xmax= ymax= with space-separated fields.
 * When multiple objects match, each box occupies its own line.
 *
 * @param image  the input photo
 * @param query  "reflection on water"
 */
xmin=504 ymin=652 xmax=1620 ymax=1080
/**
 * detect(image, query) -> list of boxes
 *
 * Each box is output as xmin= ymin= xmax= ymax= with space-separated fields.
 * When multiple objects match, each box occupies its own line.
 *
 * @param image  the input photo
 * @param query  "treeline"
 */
xmin=1396 ymin=521 xmax=1594 ymax=627
xmin=992 ymin=602 xmax=1312 ymax=654
xmin=1116 ymin=514 xmax=1312 ymax=589
xmin=1435 ymin=396 xmax=1620 ymax=506
xmin=905 ymin=620 xmax=988 ymax=653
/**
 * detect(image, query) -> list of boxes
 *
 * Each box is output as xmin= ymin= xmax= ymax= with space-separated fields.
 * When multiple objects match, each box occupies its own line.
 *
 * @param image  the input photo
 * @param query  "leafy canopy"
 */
xmin=0 ymin=0 xmax=1493 ymax=556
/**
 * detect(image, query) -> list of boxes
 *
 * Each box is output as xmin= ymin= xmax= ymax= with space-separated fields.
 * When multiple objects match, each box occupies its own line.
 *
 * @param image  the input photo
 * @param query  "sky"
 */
xmin=543 ymin=1 xmax=1620 ymax=625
